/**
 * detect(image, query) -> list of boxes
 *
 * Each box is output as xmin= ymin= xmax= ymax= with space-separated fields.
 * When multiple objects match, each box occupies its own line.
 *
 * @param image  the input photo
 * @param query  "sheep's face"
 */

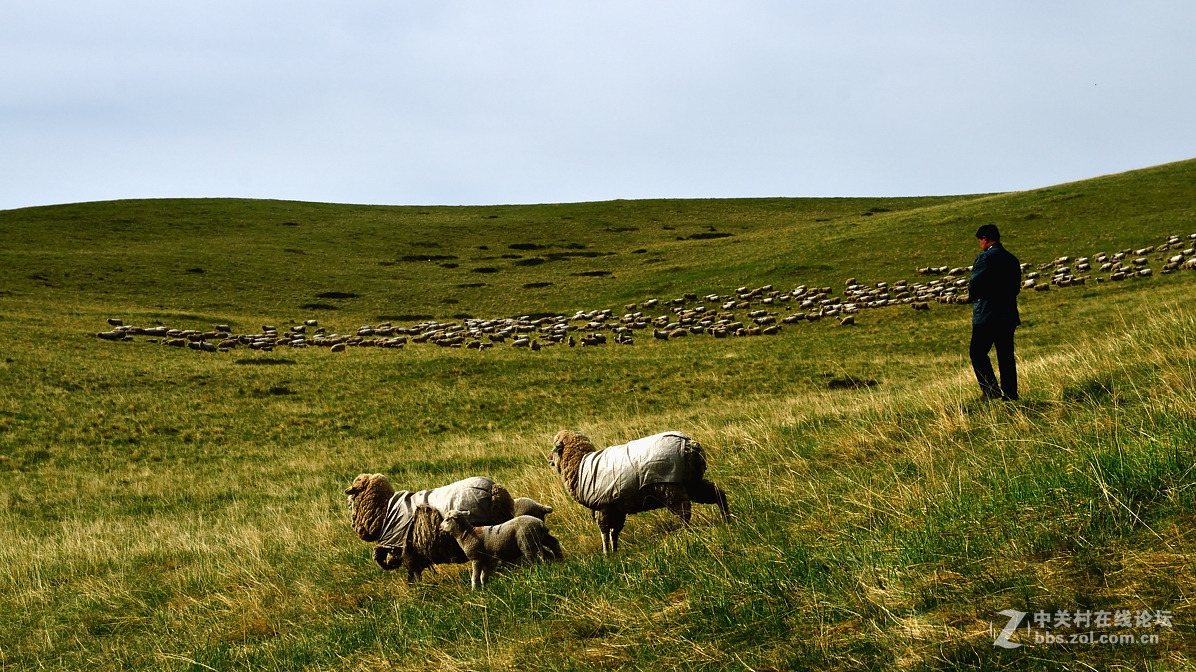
xmin=547 ymin=445 xmax=563 ymax=472
xmin=345 ymin=473 xmax=388 ymax=497
xmin=439 ymin=509 xmax=471 ymax=534
xmin=344 ymin=473 xmax=373 ymax=496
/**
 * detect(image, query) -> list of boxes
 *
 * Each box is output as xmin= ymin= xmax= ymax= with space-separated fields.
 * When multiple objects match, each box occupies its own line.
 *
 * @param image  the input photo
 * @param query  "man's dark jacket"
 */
xmin=970 ymin=243 xmax=1021 ymax=326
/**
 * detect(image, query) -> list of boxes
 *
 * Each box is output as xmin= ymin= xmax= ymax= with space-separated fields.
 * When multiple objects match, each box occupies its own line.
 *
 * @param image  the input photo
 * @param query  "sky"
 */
xmin=2 ymin=1 xmax=1195 ymax=211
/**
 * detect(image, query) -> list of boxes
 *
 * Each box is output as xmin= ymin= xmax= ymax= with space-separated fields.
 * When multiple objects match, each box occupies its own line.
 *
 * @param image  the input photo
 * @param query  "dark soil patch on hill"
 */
xmin=399 ymin=255 xmax=458 ymax=262
xmin=317 ymin=292 xmax=359 ymax=299
xmin=522 ymin=282 xmax=553 ymax=289
xmin=546 ymin=251 xmax=612 ymax=261
xmin=235 ymin=358 xmax=297 ymax=366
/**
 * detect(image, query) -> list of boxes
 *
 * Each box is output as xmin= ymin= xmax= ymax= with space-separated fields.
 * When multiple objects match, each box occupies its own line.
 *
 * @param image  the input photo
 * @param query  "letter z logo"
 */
xmin=993 ymin=609 xmax=1027 ymax=649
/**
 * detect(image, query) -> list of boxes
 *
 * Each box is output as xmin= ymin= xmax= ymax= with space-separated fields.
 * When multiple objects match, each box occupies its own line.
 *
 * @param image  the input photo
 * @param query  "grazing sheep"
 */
xmin=344 ymin=473 xmax=515 ymax=581
xmin=512 ymin=497 xmax=554 ymax=520
xmin=547 ymin=430 xmax=730 ymax=554
xmin=440 ymin=509 xmax=564 ymax=590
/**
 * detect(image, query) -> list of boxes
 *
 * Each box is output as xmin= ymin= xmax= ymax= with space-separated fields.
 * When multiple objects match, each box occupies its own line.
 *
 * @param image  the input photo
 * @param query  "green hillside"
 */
xmin=1 ymin=158 xmax=1194 ymax=671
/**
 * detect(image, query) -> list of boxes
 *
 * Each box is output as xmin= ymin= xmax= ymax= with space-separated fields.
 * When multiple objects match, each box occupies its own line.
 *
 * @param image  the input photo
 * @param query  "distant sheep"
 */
xmin=548 ymin=430 xmax=729 ymax=554
xmin=439 ymin=509 xmax=564 ymax=590
xmin=344 ymin=473 xmax=515 ymax=582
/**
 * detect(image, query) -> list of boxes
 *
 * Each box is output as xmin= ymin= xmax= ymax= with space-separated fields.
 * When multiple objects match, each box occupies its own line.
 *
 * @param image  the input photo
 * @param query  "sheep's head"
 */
xmin=439 ymin=509 xmax=472 ymax=535
xmin=344 ymin=473 xmax=397 ymax=542
xmin=549 ymin=429 xmax=593 ymax=470
xmin=345 ymin=473 xmax=386 ymax=497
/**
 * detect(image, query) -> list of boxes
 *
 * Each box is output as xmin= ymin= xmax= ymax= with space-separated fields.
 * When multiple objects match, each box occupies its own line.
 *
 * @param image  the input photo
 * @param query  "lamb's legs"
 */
xmin=543 ymin=535 xmax=564 ymax=560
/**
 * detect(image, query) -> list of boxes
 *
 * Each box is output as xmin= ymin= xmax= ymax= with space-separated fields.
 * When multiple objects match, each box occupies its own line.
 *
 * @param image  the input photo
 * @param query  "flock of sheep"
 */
xmin=87 ymin=232 xmax=1196 ymax=589
xmin=330 ymin=232 xmax=1196 ymax=589
xmin=95 ymin=232 xmax=1194 ymax=354
xmin=345 ymin=430 xmax=728 ymax=589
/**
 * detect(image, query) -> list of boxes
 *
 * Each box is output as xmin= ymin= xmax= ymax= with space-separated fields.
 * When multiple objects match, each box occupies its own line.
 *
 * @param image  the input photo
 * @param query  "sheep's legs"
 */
xmin=600 ymin=528 xmax=621 ymax=554
xmin=543 ymin=535 xmax=564 ymax=560
xmin=607 ymin=527 xmax=621 ymax=554
xmin=596 ymin=509 xmax=625 ymax=554
xmin=470 ymin=562 xmax=483 ymax=590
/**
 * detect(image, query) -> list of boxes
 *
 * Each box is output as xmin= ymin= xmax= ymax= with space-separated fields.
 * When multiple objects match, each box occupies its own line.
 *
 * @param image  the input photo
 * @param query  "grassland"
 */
xmin=1 ymin=159 xmax=1195 ymax=671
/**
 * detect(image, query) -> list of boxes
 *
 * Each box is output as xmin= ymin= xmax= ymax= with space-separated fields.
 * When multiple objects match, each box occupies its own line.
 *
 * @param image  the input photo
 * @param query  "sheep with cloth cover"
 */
xmin=344 ymin=473 xmax=514 ymax=582
xmin=547 ymin=430 xmax=730 ymax=554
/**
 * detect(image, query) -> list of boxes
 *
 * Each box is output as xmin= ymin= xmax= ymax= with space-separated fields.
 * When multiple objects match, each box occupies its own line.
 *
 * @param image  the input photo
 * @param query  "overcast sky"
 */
xmin=2 ymin=1 xmax=1194 ymax=211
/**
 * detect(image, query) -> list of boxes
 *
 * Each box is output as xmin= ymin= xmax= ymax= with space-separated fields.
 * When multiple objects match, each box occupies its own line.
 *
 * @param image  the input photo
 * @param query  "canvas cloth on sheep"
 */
xmin=368 ymin=477 xmax=501 ymax=548
xmin=574 ymin=431 xmax=695 ymax=508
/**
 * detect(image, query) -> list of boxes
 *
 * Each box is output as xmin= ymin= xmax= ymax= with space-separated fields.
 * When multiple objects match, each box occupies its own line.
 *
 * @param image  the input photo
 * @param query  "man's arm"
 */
xmin=969 ymin=251 xmax=992 ymax=299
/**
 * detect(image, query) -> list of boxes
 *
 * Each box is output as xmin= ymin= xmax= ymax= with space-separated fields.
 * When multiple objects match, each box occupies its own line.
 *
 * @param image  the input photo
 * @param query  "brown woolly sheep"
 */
xmin=344 ymin=473 xmax=515 ymax=582
xmin=547 ymin=430 xmax=730 ymax=554
xmin=439 ymin=509 xmax=564 ymax=590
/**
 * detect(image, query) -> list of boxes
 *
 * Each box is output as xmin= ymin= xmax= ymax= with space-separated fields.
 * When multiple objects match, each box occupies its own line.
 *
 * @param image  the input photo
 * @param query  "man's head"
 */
xmin=976 ymin=224 xmax=1001 ymax=250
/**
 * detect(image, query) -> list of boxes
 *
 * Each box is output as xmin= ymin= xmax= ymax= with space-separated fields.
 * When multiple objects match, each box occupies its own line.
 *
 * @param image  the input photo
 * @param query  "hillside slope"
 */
xmin=0 ymin=159 xmax=1194 ymax=671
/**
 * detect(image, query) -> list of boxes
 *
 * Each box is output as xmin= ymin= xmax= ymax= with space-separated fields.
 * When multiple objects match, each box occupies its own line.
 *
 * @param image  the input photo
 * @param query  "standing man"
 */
xmin=969 ymin=224 xmax=1021 ymax=401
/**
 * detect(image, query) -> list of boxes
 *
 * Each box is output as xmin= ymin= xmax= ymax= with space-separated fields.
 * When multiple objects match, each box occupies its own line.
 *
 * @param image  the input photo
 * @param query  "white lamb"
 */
xmin=439 ymin=509 xmax=564 ymax=590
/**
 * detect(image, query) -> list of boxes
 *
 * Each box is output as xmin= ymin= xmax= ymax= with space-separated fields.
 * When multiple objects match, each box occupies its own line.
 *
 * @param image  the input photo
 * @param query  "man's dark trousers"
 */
xmin=970 ymin=322 xmax=1016 ymax=400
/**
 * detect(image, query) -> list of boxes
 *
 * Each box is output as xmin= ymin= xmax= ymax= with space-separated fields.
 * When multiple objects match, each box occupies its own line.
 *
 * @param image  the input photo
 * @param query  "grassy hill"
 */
xmin=1 ymin=158 xmax=1194 ymax=670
